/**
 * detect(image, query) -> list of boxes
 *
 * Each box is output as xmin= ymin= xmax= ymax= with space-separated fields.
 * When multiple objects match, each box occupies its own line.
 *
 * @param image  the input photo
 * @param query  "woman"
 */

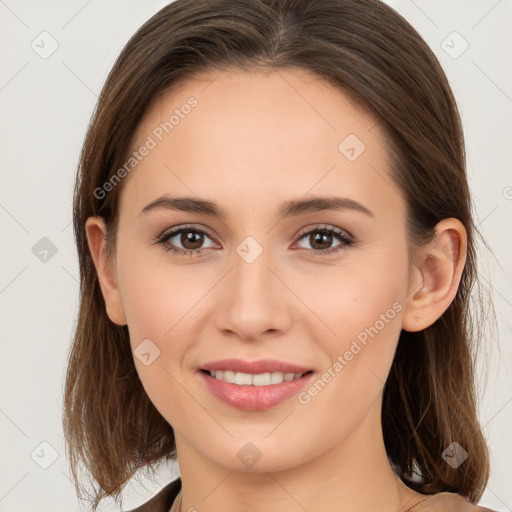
xmin=63 ymin=1 xmax=499 ymax=511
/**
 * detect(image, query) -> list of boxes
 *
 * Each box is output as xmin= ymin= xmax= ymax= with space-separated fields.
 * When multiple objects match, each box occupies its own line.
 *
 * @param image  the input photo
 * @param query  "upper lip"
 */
xmin=200 ymin=358 xmax=313 ymax=375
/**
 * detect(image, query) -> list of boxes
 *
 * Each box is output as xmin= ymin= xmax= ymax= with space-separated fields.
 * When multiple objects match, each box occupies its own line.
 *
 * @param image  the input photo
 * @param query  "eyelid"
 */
xmin=294 ymin=224 xmax=354 ymax=241
xmin=157 ymin=223 xmax=216 ymax=242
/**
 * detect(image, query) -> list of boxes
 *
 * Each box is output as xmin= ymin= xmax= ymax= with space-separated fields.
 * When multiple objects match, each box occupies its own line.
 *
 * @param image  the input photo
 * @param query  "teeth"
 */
xmin=208 ymin=370 xmax=305 ymax=386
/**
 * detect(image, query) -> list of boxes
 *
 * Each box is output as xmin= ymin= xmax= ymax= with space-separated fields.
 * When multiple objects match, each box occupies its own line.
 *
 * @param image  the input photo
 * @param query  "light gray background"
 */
xmin=0 ymin=1 xmax=510 ymax=511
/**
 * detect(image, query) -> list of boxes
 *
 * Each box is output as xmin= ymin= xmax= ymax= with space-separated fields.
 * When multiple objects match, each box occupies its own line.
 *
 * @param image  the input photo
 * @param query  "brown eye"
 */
xmin=180 ymin=230 xmax=205 ymax=250
xmin=295 ymin=226 xmax=354 ymax=255
xmin=156 ymin=225 xmax=217 ymax=255
xmin=309 ymin=232 xmax=334 ymax=250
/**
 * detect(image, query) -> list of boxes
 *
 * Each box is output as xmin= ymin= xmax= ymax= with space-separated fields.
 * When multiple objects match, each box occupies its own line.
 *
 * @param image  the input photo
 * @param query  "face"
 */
xmin=104 ymin=67 xmax=415 ymax=472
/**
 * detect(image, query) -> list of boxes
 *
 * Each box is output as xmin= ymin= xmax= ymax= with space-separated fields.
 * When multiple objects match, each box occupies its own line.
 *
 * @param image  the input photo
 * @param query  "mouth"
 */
xmin=200 ymin=368 xmax=314 ymax=386
xmin=197 ymin=358 xmax=316 ymax=411
xmin=198 ymin=365 xmax=316 ymax=411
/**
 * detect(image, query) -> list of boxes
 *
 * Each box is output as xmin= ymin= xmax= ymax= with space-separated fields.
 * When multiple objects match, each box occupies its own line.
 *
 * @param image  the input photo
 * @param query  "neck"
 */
xmin=174 ymin=399 xmax=421 ymax=512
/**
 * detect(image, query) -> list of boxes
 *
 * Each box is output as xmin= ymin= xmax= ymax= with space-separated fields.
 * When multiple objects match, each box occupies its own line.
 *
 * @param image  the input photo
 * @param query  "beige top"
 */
xmin=126 ymin=479 xmax=498 ymax=512
xmin=167 ymin=489 xmax=497 ymax=512
xmin=402 ymin=492 xmax=497 ymax=511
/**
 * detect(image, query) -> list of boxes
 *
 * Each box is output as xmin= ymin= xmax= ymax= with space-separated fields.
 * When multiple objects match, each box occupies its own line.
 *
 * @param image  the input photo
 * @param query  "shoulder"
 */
xmin=123 ymin=478 xmax=182 ymax=512
xmin=407 ymin=492 xmax=500 ymax=512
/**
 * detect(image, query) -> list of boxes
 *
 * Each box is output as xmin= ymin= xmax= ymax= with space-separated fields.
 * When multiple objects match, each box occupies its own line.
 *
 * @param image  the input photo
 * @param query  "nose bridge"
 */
xmin=214 ymin=237 xmax=291 ymax=339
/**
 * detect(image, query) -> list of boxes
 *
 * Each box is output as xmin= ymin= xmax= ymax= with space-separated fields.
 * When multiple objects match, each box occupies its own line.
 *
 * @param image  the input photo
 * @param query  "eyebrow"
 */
xmin=139 ymin=194 xmax=374 ymax=219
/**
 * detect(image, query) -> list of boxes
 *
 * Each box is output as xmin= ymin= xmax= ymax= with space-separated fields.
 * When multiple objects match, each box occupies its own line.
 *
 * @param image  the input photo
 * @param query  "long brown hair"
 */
xmin=63 ymin=0 xmax=492 ymax=508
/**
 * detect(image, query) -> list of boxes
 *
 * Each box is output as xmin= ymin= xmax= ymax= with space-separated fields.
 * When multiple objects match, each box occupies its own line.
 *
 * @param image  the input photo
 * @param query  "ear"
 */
xmin=85 ymin=216 xmax=127 ymax=326
xmin=402 ymin=218 xmax=467 ymax=332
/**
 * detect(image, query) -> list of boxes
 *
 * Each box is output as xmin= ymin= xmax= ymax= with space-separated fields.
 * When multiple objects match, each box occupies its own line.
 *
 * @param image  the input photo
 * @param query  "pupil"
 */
xmin=182 ymin=231 xmax=203 ymax=249
xmin=311 ymin=232 xmax=332 ymax=250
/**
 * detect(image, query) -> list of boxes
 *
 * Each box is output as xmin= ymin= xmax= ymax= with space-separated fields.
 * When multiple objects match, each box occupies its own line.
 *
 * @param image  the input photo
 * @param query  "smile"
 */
xmin=202 ymin=369 xmax=311 ymax=386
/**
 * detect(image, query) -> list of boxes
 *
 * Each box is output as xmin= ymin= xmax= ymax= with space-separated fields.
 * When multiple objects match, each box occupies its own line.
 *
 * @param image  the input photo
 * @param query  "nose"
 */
xmin=214 ymin=243 xmax=294 ymax=341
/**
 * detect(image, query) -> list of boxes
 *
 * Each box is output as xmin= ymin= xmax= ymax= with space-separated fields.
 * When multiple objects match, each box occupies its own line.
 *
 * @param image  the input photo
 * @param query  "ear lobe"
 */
xmin=402 ymin=218 xmax=467 ymax=333
xmin=85 ymin=216 xmax=127 ymax=326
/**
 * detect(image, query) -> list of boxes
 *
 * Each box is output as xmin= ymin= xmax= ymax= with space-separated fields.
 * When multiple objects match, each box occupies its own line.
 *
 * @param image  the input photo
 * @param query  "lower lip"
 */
xmin=199 ymin=370 xmax=315 ymax=411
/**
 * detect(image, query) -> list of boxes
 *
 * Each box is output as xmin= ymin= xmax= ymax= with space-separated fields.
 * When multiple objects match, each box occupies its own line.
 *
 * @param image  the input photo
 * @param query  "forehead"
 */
xmin=134 ymin=66 xmax=380 ymax=149
xmin=121 ymin=67 xmax=399 ymax=222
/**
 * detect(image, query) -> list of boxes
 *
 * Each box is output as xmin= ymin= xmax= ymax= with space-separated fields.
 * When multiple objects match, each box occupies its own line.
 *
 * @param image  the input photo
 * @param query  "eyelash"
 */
xmin=154 ymin=224 xmax=355 ymax=258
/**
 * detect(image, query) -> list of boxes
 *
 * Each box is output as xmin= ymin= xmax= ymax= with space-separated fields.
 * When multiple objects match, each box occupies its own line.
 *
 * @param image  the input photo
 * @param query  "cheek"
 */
xmin=309 ymin=250 xmax=406 ymax=341
xmin=114 ymin=239 xmax=214 ymax=398
xmin=302 ymin=244 xmax=408 ymax=394
xmin=118 ymin=270 xmax=172 ymax=346
xmin=114 ymin=243 xmax=200 ymax=418
xmin=115 ymin=231 xmax=196 ymax=342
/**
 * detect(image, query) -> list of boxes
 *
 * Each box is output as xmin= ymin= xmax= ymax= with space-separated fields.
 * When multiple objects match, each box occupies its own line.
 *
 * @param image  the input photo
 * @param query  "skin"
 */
xmin=86 ymin=67 xmax=467 ymax=512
